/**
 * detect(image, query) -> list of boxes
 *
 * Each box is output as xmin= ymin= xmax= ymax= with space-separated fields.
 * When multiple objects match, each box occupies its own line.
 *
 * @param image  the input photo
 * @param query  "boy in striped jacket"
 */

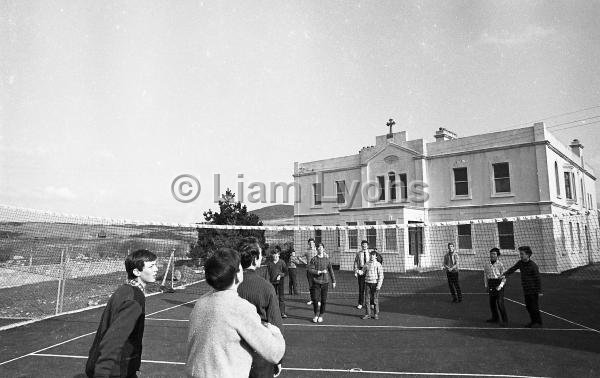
xmin=361 ymin=250 xmax=384 ymax=320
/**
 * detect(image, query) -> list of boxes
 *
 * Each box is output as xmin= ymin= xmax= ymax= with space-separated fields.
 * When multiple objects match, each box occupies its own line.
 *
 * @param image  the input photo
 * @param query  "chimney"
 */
xmin=434 ymin=127 xmax=457 ymax=142
xmin=569 ymin=139 xmax=584 ymax=157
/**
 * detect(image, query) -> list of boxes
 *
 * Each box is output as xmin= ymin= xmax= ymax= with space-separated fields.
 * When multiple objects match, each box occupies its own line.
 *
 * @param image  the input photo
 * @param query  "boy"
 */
xmin=286 ymin=250 xmax=301 ymax=295
xmin=353 ymin=240 xmax=370 ymax=309
xmin=267 ymin=247 xmax=288 ymax=318
xmin=361 ymin=250 xmax=384 ymax=320
xmin=86 ymin=249 xmax=158 ymax=378
xmin=442 ymin=242 xmax=462 ymax=303
xmin=237 ymin=238 xmax=283 ymax=378
xmin=483 ymin=247 xmax=508 ymax=326
xmin=503 ymin=246 xmax=542 ymax=328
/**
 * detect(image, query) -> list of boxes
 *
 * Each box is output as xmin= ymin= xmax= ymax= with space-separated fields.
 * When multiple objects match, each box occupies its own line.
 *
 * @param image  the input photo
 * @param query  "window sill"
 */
xmin=451 ymin=195 xmax=472 ymax=201
xmin=500 ymin=249 xmax=518 ymax=255
xmin=458 ymin=249 xmax=476 ymax=255
xmin=491 ymin=192 xmax=515 ymax=198
xmin=311 ymin=205 xmax=323 ymax=210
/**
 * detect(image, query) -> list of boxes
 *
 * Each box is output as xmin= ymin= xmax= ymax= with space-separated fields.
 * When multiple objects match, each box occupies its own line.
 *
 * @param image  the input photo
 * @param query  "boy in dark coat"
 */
xmin=86 ymin=249 xmax=158 ymax=378
xmin=503 ymin=245 xmax=542 ymax=328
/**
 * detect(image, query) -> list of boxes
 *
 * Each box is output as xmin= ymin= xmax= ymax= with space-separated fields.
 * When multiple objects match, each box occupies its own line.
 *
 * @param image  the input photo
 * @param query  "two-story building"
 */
xmin=293 ymin=122 xmax=599 ymax=273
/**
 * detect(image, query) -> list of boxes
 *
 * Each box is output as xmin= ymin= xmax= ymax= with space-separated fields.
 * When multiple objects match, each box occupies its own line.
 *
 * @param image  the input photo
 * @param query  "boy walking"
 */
xmin=353 ymin=240 xmax=370 ymax=309
xmin=503 ymin=246 xmax=543 ymax=328
xmin=361 ymin=250 xmax=384 ymax=320
xmin=86 ymin=249 xmax=158 ymax=378
xmin=483 ymin=247 xmax=508 ymax=326
xmin=443 ymin=242 xmax=462 ymax=303
xmin=267 ymin=247 xmax=288 ymax=318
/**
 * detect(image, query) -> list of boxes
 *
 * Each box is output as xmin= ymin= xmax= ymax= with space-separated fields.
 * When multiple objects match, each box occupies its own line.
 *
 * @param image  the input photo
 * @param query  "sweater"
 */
xmin=504 ymin=259 xmax=542 ymax=295
xmin=266 ymin=260 xmax=287 ymax=284
xmin=237 ymin=269 xmax=283 ymax=328
xmin=363 ymin=260 xmax=384 ymax=289
xmin=308 ymin=255 xmax=336 ymax=285
xmin=86 ymin=284 xmax=145 ymax=378
xmin=185 ymin=289 xmax=285 ymax=378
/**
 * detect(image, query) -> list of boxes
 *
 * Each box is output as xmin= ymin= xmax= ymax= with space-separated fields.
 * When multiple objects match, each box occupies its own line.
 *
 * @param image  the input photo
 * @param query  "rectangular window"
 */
xmin=457 ymin=224 xmax=472 ymax=249
xmin=569 ymin=222 xmax=574 ymax=251
xmin=497 ymin=221 xmax=515 ymax=250
xmin=564 ymin=173 xmax=572 ymax=199
xmin=336 ymin=224 xmax=341 ymax=248
xmin=493 ymin=163 xmax=511 ymax=193
xmin=560 ymin=220 xmax=566 ymax=253
xmin=399 ymin=173 xmax=408 ymax=200
xmin=384 ymin=220 xmax=397 ymax=251
xmin=389 ymin=174 xmax=397 ymax=201
xmin=335 ymin=180 xmax=345 ymax=204
xmin=312 ymin=183 xmax=322 ymax=206
xmin=572 ymin=173 xmax=577 ymax=202
xmin=377 ymin=176 xmax=385 ymax=201
xmin=577 ymin=223 xmax=581 ymax=252
xmin=365 ymin=221 xmax=377 ymax=249
xmin=314 ymin=226 xmax=322 ymax=246
xmin=453 ymin=167 xmax=469 ymax=196
xmin=347 ymin=221 xmax=358 ymax=249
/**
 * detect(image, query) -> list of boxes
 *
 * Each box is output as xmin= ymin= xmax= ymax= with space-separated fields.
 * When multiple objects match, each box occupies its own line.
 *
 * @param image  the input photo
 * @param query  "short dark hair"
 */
xmin=317 ymin=242 xmax=324 ymax=248
xmin=490 ymin=247 xmax=500 ymax=255
xmin=205 ymin=248 xmax=241 ymax=291
xmin=360 ymin=240 xmax=369 ymax=246
xmin=125 ymin=249 xmax=157 ymax=280
xmin=370 ymin=250 xmax=378 ymax=255
xmin=272 ymin=246 xmax=281 ymax=255
xmin=307 ymin=238 xmax=315 ymax=243
xmin=448 ymin=242 xmax=455 ymax=248
xmin=238 ymin=238 xmax=261 ymax=269
xmin=518 ymin=246 xmax=533 ymax=256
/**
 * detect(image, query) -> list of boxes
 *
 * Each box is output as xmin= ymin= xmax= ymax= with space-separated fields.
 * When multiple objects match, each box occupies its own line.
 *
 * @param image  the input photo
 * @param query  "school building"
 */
xmin=292 ymin=122 xmax=599 ymax=273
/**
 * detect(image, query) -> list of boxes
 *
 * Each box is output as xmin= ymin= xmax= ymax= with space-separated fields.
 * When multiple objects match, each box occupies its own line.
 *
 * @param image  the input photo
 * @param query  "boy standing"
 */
xmin=503 ymin=246 xmax=542 ymax=328
xmin=353 ymin=240 xmax=370 ymax=309
xmin=443 ymin=242 xmax=462 ymax=303
xmin=267 ymin=247 xmax=288 ymax=318
xmin=86 ymin=249 xmax=158 ymax=378
xmin=361 ymin=250 xmax=384 ymax=320
xmin=286 ymin=250 xmax=301 ymax=295
xmin=483 ymin=247 xmax=508 ymax=326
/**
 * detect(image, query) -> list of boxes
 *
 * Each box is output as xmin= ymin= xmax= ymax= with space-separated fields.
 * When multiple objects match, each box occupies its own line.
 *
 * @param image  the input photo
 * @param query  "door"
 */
xmin=408 ymin=221 xmax=423 ymax=266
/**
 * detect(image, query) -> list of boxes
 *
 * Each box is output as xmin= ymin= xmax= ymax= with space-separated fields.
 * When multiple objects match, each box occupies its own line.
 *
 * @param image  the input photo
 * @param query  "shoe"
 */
xmin=486 ymin=319 xmax=499 ymax=323
xmin=312 ymin=316 xmax=318 ymax=323
xmin=371 ymin=304 xmax=375 ymax=309
xmin=373 ymin=314 xmax=379 ymax=320
xmin=307 ymin=301 xmax=313 ymax=305
xmin=317 ymin=316 xmax=323 ymax=323
xmin=362 ymin=314 xmax=371 ymax=320
xmin=356 ymin=304 xmax=363 ymax=309
xmin=281 ymin=314 xmax=288 ymax=319
xmin=318 ymin=301 xmax=321 ymax=306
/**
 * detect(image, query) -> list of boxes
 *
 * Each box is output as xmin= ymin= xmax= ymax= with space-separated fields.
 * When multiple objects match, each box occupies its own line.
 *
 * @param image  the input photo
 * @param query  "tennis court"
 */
xmin=1 ymin=268 xmax=599 ymax=378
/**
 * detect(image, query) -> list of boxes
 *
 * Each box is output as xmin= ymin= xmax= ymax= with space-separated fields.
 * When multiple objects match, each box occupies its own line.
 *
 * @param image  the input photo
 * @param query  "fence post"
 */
xmin=55 ymin=248 xmax=65 ymax=315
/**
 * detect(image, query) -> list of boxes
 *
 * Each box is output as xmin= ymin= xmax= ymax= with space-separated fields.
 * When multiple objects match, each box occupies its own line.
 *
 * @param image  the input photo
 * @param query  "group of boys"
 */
xmin=443 ymin=242 xmax=543 ymax=328
xmin=84 ymin=238 xmax=543 ymax=377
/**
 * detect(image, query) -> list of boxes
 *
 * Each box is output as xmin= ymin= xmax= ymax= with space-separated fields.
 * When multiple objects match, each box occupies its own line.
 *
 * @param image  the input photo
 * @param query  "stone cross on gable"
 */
xmin=386 ymin=118 xmax=395 ymax=136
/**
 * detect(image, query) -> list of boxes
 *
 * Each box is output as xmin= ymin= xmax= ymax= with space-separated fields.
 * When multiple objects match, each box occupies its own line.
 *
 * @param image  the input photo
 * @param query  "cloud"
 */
xmin=481 ymin=25 xmax=555 ymax=46
xmin=44 ymin=186 xmax=78 ymax=200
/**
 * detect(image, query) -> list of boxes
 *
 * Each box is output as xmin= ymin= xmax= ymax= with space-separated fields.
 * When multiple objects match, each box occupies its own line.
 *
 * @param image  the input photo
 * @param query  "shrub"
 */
xmin=0 ymin=247 xmax=14 ymax=262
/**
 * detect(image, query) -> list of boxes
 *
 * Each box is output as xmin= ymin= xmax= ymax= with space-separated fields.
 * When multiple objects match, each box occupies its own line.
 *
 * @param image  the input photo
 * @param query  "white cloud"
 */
xmin=44 ymin=186 xmax=77 ymax=200
xmin=481 ymin=25 xmax=555 ymax=46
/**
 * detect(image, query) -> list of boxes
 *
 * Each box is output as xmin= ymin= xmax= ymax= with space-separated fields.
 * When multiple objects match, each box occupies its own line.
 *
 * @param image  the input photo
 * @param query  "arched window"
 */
xmin=554 ymin=162 xmax=560 ymax=196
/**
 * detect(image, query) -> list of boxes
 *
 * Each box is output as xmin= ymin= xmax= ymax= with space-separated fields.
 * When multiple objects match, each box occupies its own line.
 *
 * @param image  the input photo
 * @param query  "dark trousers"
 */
xmin=364 ymin=283 xmax=380 ymax=316
xmin=524 ymin=293 xmax=542 ymax=325
xmin=272 ymin=282 xmax=286 ymax=315
xmin=249 ymin=354 xmax=273 ymax=378
xmin=288 ymin=268 xmax=299 ymax=295
xmin=311 ymin=283 xmax=329 ymax=315
xmin=306 ymin=271 xmax=313 ymax=299
xmin=487 ymin=279 xmax=508 ymax=322
xmin=357 ymin=274 xmax=366 ymax=306
xmin=446 ymin=271 xmax=462 ymax=301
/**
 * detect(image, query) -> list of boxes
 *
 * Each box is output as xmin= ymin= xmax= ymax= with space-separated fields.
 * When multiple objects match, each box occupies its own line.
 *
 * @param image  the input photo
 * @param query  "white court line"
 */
xmin=28 ymin=354 xmax=550 ymax=378
xmin=504 ymin=297 xmax=600 ymax=334
xmin=0 ymin=295 xmax=200 ymax=367
xmin=283 ymin=323 xmax=588 ymax=331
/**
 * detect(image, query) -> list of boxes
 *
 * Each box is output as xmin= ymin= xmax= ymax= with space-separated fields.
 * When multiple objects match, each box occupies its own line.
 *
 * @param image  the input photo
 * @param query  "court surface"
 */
xmin=1 ymin=270 xmax=599 ymax=378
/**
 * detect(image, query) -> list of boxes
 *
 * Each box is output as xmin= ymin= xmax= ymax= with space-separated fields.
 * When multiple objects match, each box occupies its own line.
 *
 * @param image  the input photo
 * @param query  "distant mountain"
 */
xmin=250 ymin=204 xmax=294 ymax=221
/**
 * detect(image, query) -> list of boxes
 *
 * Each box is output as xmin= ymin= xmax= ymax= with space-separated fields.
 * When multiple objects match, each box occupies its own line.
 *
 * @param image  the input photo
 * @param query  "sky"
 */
xmin=1 ymin=0 xmax=600 ymax=224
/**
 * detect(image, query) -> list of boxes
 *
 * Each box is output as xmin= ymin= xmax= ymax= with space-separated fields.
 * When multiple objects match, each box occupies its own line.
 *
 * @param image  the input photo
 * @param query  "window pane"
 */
xmin=336 ymin=181 xmax=345 ymax=204
xmin=399 ymin=174 xmax=408 ymax=199
xmin=495 ymin=178 xmax=511 ymax=193
xmin=384 ymin=221 xmax=396 ymax=251
xmin=497 ymin=221 xmax=513 ymax=234
xmin=365 ymin=221 xmax=377 ymax=248
xmin=389 ymin=174 xmax=397 ymax=200
xmin=457 ymin=224 xmax=471 ymax=236
xmin=347 ymin=222 xmax=357 ymax=249
xmin=378 ymin=176 xmax=385 ymax=201
xmin=314 ymin=228 xmax=322 ymax=245
xmin=458 ymin=235 xmax=472 ymax=249
xmin=455 ymin=182 xmax=469 ymax=196
xmin=493 ymin=163 xmax=509 ymax=178
xmin=453 ymin=167 xmax=468 ymax=181
xmin=313 ymin=183 xmax=321 ymax=205
xmin=564 ymin=172 xmax=572 ymax=199
xmin=498 ymin=235 xmax=515 ymax=250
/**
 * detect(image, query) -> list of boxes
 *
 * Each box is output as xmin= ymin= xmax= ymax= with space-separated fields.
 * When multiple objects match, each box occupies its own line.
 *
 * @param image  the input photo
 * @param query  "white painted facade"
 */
xmin=293 ymin=123 xmax=599 ymax=273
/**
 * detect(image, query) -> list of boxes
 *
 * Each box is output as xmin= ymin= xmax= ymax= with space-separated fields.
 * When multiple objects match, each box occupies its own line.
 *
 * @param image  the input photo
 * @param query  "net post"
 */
xmin=55 ymin=248 xmax=65 ymax=315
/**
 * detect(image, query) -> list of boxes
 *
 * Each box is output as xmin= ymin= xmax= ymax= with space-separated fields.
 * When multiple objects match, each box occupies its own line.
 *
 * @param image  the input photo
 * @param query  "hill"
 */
xmin=250 ymin=204 xmax=294 ymax=221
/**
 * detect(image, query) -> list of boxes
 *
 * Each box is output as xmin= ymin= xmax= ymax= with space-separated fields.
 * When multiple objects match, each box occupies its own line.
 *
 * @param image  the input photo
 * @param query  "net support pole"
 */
xmin=170 ymin=249 xmax=175 ymax=289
